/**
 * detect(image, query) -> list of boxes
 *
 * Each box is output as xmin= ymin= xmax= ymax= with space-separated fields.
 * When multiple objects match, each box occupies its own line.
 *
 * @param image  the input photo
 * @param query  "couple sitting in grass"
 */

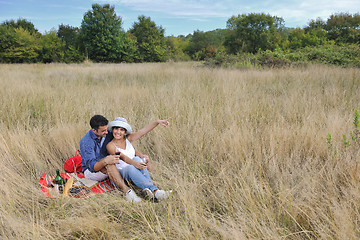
xmin=80 ymin=115 xmax=172 ymax=203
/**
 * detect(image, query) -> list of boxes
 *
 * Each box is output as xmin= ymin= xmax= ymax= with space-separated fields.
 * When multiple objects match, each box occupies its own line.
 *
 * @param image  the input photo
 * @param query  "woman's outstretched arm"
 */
xmin=128 ymin=118 xmax=170 ymax=142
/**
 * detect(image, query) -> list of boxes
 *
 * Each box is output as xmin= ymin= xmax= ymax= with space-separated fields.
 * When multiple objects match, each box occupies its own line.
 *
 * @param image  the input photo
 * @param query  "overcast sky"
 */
xmin=1 ymin=0 xmax=359 ymax=36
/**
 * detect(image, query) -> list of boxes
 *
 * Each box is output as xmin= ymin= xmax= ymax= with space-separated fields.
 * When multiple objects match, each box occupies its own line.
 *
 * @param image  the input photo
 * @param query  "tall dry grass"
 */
xmin=0 ymin=62 xmax=359 ymax=239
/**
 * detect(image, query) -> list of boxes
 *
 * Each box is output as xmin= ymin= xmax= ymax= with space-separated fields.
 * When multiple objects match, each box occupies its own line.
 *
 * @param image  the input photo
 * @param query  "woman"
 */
xmin=106 ymin=117 xmax=172 ymax=201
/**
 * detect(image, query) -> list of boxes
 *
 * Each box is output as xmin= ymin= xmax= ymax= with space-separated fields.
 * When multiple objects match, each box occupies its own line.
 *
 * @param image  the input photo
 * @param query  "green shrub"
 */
xmin=255 ymin=50 xmax=291 ymax=67
xmin=204 ymin=51 xmax=257 ymax=68
xmin=206 ymin=44 xmax=360 ymax=68
xmin=287 ymin=44 xmax=360 ymax=67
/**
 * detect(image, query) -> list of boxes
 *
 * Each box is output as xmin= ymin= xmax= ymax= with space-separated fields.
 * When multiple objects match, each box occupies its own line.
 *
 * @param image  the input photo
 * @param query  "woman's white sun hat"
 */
xmin=108 ymin=117 xmax=133 ymax=135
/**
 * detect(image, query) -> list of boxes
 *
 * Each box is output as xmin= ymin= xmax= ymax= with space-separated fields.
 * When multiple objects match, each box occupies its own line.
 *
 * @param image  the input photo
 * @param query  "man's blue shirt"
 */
xmin=80 ymin=130 xmax=113 ymax=172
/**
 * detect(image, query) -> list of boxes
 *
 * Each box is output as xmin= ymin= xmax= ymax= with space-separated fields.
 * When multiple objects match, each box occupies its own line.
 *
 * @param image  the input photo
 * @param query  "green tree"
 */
xmin=166 ymin=35 xmax=190 ymax=61
xmin=121 ymin=33 xmax=139 ymax=63
xmin=224 ymin=13 xmax=285 ymax=54
xmin=129 ymin=15 xmax=167 ymax=62
xmin=287 ymin=27 xmax=327 ymax=50
xmin=2 ymin=18 xmax=39 ymax=35
xmin=0 ymin=25 xmax=39 ymax=63
xmin=185 ymin=30 xmax=207 ymax=60
xmin=80 ymin=4 xmax=127 ymax=62
xmin=57 ymin=24 xmax=85 ymax=63
xmin=185 ymin=29 xmax=226 ymax=60
xmin=0 ymin=19 xmax=41 ymax=63
xmin=39 ymin=30 xmax=65 ymax=63
xmin=305 ymin=18 xmax=326 ymax=33
xmin=324 ymin=13 xmax=360 ymax=44
xmin=57 ymin=24 xmax=80 ymax=48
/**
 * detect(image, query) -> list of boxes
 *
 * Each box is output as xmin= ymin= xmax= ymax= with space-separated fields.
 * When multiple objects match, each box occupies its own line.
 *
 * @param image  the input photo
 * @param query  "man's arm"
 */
xmin=93 ymin=155 xmax=119 ymax=172
xmin=80 ymin=138 xmax=103 ymax=172
xmin=81 ymin=139 xmax=120 ymax=172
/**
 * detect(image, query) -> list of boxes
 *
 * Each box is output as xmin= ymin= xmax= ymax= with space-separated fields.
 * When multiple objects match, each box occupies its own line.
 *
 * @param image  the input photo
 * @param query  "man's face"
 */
xmin=92 ymin=125 xmax=108 ymax=139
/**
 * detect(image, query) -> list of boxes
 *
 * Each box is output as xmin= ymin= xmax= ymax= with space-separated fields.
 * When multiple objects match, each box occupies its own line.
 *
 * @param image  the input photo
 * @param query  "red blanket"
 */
xmin=39 ymin=172 xmax=115 ymax=198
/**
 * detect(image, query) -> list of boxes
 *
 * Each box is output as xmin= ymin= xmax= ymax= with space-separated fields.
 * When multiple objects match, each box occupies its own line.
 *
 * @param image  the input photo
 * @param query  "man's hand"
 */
xmin=105 ymin=155 xmax=120 ymax=166
xmin=94 ymin=155 xmax=120 ymax=172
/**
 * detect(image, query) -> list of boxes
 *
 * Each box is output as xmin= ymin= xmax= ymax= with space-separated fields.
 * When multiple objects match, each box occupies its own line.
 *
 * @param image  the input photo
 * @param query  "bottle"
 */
xmin=54 ymin=169 xmax=64 ymax=193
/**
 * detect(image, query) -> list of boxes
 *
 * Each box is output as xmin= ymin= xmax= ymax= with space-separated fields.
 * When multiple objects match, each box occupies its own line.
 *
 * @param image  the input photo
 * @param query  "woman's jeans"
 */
xmin=118 ymin=156 xmax=158 ymax=192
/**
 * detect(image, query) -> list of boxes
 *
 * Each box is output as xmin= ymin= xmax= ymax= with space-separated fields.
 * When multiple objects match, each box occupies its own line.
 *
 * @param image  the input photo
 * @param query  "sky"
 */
xmin=1 ymin=0 xmax=360 ymax=36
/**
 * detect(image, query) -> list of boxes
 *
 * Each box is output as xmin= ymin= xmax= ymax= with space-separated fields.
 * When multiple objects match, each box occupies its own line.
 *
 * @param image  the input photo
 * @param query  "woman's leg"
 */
xmin=132 ymin=156 xmax=153 ymax=182
xmin=119 ymin=159 xmax=158 ymax=192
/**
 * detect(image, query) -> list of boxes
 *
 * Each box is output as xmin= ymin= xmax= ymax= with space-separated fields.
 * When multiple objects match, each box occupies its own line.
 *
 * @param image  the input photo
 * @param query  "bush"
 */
xmin=205 ymin=50 xmax=290 ymax=69
xmin=255 ymin=50 xmax=291 ymax=68
xmin=204 ymin=51 xmax=256 ymax=68
xmin=286 ymin=44 xmax=360 ymax=67
xmin=205 ymin=44 xmax=360 ymax=68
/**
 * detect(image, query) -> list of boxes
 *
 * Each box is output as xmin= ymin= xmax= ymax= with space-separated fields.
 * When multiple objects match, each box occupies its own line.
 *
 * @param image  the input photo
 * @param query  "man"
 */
xmin=80 ymin=115 xmax=141 ymax=202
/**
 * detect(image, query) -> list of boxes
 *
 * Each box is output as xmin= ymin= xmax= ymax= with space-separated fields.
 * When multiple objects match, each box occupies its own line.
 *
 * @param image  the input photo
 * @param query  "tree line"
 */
xmin=1 ymin=4 xmax=359 ymax=66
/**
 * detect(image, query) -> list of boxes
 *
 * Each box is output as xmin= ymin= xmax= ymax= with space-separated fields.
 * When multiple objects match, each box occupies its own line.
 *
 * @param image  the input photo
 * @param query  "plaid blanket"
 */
xmin=39 ymin=172 xmax=116 ymax=198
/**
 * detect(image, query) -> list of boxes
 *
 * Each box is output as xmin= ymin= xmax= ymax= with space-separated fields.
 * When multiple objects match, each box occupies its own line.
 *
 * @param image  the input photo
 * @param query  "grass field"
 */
xmin=0 ymin=62 xmax=359 ymax=239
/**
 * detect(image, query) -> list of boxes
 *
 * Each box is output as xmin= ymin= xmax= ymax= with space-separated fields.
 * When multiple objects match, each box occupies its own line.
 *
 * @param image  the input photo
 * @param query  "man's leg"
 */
xmin=102 ymin=164 xmax=130 ymax=194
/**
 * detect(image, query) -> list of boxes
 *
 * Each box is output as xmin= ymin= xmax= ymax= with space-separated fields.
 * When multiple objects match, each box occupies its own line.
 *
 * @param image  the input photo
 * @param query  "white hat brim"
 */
xmin=108 ymin=120 xmax=132 ymax=134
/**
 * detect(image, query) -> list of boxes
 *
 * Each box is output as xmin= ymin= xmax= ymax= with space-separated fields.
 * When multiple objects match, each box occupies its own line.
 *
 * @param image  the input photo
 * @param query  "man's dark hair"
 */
xmin=90 ymin=115 xmax=108 ymax=130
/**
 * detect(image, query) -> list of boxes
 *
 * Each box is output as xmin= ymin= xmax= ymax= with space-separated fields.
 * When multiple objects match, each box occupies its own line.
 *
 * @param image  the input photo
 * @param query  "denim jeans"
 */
xmin=118 ymin=156 xmax=158 ymax=192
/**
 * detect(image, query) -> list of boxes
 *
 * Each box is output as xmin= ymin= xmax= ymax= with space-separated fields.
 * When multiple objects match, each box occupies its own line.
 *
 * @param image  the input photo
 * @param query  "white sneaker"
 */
xmin=142 ymin=188 xmax=154 ymax=201
xmin=155 ymin=190 xmax=172 ymax=201
xmin=125 ymin=189 xmax=141 ymax=203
